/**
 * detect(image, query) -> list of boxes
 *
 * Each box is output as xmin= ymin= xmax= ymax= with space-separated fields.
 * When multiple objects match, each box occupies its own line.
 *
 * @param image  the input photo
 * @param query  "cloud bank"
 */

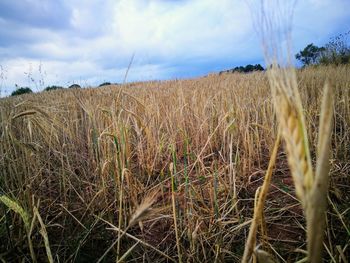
xmin=0 ymin=0 xmax=349 ymax=96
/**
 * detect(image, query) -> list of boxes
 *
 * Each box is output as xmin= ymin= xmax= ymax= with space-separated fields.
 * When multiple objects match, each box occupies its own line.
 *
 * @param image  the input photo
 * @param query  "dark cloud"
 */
xmin=0 ymin=1 xmax=72 ymax=30
xmin=0 ymin=18 xmax=55 ymax=48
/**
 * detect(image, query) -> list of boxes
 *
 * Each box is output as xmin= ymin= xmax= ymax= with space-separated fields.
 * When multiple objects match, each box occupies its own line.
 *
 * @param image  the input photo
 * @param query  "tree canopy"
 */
xmin=295 ymin=43 xmax=325 ymax=66
xmin=11 ymin=87 xmax=33 ymax=96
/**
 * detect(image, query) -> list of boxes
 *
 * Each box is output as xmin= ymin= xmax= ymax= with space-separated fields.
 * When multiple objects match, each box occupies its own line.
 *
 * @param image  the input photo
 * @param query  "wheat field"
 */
xmin=0 ymin=65 xmax=349 ymax=262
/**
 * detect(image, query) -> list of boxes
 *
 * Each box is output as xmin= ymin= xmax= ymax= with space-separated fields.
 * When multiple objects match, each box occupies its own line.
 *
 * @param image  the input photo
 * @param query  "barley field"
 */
xmin=0 ymin=65 xmax=349 ymax=262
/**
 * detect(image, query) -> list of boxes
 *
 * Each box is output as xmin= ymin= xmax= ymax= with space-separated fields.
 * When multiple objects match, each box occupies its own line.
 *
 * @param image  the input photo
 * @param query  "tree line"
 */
xmin=9 ymin=82 xmax=119 ymax=96
xmin=10 ymin=84 xmax=81 ymax=96
xmin=219 ymin=64 xmax=264 ymax=75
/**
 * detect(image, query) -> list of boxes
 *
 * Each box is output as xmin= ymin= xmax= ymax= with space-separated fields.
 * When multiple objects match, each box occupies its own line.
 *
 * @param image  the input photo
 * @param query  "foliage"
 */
xmin=44 ymin=85 xmax=64 ymax=91
xmin=11 ymin=87 xmax=33 ymax=96
xmin=68 ymin=84 xmax=81 ymax=89
xmin=295 ymin=43 xmax=325 ymax=66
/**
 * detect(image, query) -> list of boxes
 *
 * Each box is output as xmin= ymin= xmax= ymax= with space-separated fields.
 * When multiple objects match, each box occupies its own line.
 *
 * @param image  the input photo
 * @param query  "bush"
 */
xmin=11 ymin=87 xmax=33 ymax=96
xmin=68 ymin=84 xmax=81 ymax=89
xmin=44 ymin=86 xmax=64 ymax=91
xmin=98 ymin=82 xmax=111 ymax=87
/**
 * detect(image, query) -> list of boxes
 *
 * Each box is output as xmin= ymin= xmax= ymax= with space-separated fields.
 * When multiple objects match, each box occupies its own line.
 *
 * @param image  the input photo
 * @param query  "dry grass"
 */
xmin=0 ymin=65 xmax=349 ymax=262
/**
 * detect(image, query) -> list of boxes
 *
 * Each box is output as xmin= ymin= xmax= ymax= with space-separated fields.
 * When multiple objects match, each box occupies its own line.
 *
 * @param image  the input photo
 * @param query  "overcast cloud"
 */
xmin=0 ymin=0 xmax=349 ymax=96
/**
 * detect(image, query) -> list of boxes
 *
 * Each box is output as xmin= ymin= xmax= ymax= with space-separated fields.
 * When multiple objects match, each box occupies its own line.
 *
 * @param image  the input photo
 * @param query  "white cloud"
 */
xmin=111 ymin=0 xmax=253 ymax=59
xmin=293 ymin=0 xmax=350 ymax=46
xmin=0 ymin=57 xmax=174 ymax=96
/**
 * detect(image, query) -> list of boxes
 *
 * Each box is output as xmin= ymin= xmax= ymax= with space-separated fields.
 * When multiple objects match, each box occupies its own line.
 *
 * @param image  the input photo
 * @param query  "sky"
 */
xmin=0 ymin=0 xmax=349 ymax=96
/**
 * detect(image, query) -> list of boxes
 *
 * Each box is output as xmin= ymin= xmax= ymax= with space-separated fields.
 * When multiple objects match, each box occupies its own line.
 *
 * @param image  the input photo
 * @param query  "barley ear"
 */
xmin=0 ymin=195 xmax=36 ymax=262
xmin=267 ymin=67 xmax=314 ymax=204
xmin=0 ymin=195 xmax=31 ymax=231
xmin=128 ymin=192 xmax=157 ymax=228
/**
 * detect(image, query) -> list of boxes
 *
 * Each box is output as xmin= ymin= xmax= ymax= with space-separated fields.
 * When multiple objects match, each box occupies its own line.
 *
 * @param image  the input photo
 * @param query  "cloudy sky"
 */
xmin=0 ymin=0 xmax=349 ymax=96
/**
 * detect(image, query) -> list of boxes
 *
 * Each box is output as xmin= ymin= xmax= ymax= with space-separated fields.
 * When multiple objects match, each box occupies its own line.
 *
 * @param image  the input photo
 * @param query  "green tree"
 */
xmin=11 ymin=87 xmax=33 ymax=96
xmin=295 ymin=43 xmax=325 ymax=66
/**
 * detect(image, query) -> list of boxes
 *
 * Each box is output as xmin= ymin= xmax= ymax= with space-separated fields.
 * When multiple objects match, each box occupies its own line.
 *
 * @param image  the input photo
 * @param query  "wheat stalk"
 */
xmin=170 ymin=161 xmax=183 ymax=263
xmin=97 ymin=191 xmax=157 ymax=263
xmin=34 ymin=206 xmax=54 ymax=263
xmin=241 ymin=130 xmax=281 ymax=262
xmin=306 ymin=82 xmax=334 ymax=262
